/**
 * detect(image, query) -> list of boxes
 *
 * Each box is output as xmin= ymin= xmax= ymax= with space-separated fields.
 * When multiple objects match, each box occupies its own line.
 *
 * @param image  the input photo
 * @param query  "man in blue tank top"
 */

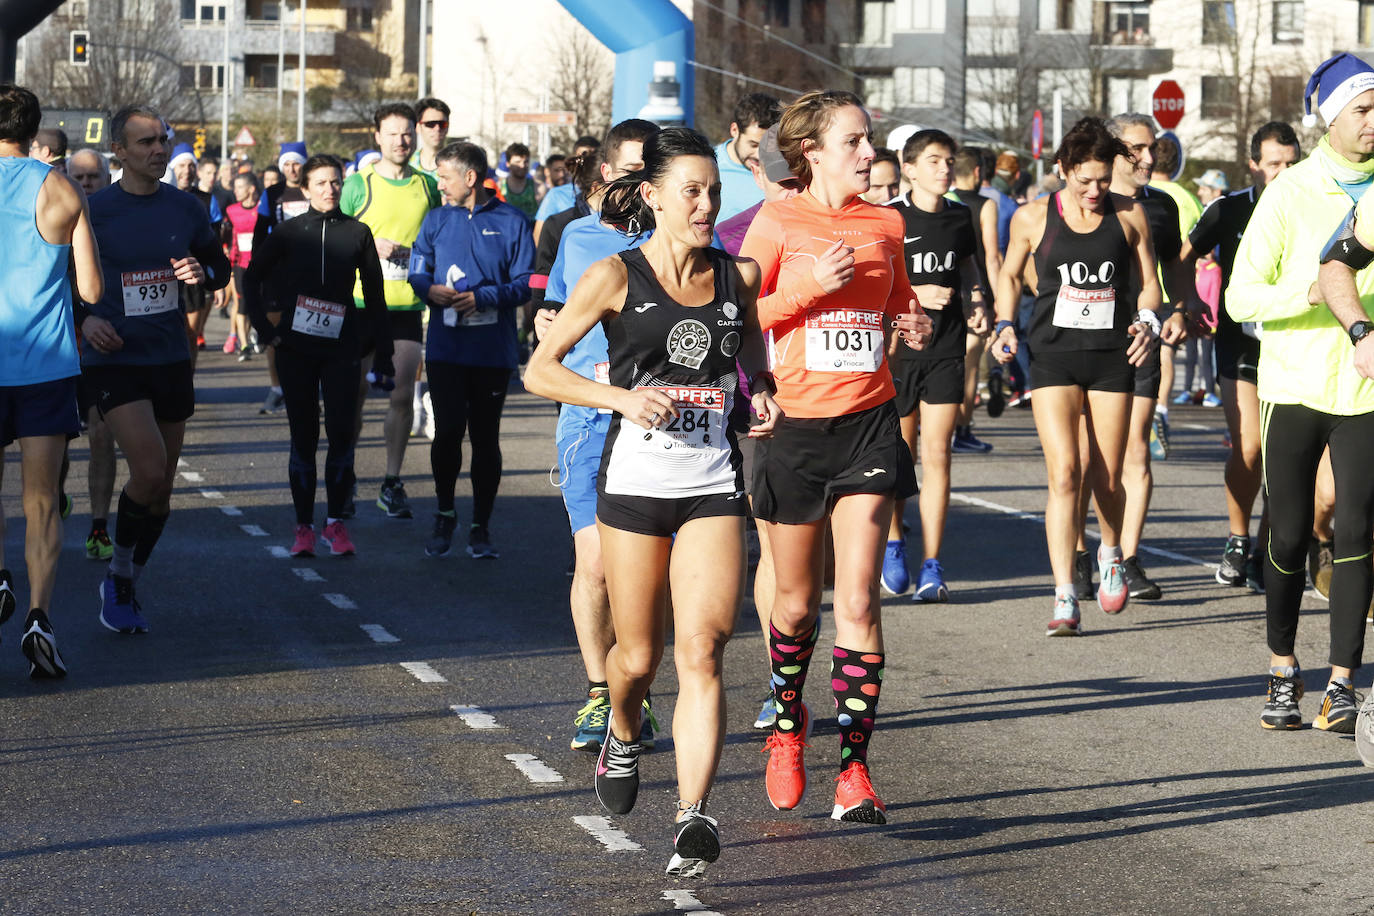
xmin=0 ymin=85 xmax=104 ymax=678
xmin=78 ymin=105 xmax=230 ymax=637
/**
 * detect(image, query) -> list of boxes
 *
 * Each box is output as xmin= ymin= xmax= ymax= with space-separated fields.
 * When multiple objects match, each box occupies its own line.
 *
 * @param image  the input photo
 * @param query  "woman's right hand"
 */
xmin=616 ymin=387 xmax=679 ymax=430
xmin=81 ymin=315 xmax=123 ymax=354
xmin=811 ymin=239 xmax=855 ymax=294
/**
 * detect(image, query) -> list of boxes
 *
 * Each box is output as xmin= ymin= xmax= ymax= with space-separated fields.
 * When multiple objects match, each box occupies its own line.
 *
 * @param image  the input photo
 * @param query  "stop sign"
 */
xmin=1152 ymin=80 xmax=1185 ymax=130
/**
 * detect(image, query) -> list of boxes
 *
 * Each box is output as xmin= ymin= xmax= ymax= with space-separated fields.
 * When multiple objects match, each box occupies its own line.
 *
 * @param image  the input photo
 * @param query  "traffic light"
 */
xmin=70 ymin=31 xmax=89 ymax=66
xmin=193 ymin=128 xmax=206 ymax=160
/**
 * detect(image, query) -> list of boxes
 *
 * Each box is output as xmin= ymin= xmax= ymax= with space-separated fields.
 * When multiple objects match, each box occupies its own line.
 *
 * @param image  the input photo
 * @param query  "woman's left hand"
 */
xmin=748 ymin=391 xmax=783 ymax=439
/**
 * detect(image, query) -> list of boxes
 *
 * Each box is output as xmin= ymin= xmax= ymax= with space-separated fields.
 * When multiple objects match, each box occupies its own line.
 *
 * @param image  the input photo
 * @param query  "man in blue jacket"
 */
xmin=409 ymin=142 xmax=533 ymax=560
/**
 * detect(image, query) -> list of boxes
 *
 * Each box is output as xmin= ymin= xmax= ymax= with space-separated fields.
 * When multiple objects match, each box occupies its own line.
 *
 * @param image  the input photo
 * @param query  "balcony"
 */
xmin=175 ymin=19 xmax=335 ymax=59
xmin=1091 ymin=28 xmax=1172 ymax=74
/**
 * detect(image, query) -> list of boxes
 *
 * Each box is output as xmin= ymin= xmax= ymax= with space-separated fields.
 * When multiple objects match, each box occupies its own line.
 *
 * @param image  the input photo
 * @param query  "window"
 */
xmin=1272 ymin=1 xmax=1304 ymax=44
xmin=1105 ymin=75 xmax=1148 ymax=113
xmin=1202 ymin=1 xmax=1234 ymax=44
xmin=346 ymin=7 xmax=373 ymax=30
xmin=181 ymin=1 xmax=225 ymax=22
xmin=180 ymin=62 xmax=225 ymax=90
xmin=1201 ymin=75 xmax=1237 ymax=118
xmin=1362 ymin=0 xmax=1374 ymax=46
xmin=967 ymin=24 xmax=1019 ymax=55
xmin=245 ymin=56 xmax=279 ymax=89
xmin=895 ymin=66 xmax=944 ymax=107
xmin=863 ymin=74 xmax=895 ymax=112
xmin=802 ymin=0 xmax=825 ymax=43
xmin=1270 ymin=75 xmax=1304 ymax=122
xmin=765 ymin=0 xmax=790 ymax=27
xmin=860 ymin=0 xmax=894 ymax=44
xmin=902 ymin=0 xmax=946 ymax=30
xmin=1104 ymin=1 xmax=1150 ymax=44
xmin=1039 ymin=0 xmax=1078 ymax=31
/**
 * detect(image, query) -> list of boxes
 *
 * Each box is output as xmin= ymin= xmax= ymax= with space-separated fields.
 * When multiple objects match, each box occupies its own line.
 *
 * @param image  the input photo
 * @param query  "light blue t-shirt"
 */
xmin=715 ymin=139 xmax=763 ymax=223
xmin=0 ymin=157 xmax=78 ymax=386
xmin=535 ymin=183 xmax=578 ymax=224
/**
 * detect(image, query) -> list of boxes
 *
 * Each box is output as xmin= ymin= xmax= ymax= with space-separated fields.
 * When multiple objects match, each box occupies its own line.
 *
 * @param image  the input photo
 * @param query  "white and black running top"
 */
xmin=1030 ymin=192 xmax=1136 ymax=353
xmin=890 ymin=194 xmax=977 ymax=360
xmin=598 ymin=247 xmax=746 ymax=499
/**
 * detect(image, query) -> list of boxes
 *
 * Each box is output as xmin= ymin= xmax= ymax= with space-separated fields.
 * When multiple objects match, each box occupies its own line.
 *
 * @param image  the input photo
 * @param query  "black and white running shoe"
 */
xmin=666 ymin=804 xmax=720 ymax=878
xmin=594 ymin=713 xmax=642 ymax=816
xmin=21 ymin=609 xmax=67 ymax=679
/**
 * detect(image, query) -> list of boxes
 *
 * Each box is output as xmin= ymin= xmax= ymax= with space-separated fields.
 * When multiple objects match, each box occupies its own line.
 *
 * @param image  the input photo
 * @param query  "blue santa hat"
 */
xmin=354 ymin=149 xmax=381 ymax=171
xmin=278 ymin=141 xmax=308 ymax=168
xmin=168 ymin=142 xmax=197 ymax=170
xmin=1304 ymin=53 xmax=1374 ymax=127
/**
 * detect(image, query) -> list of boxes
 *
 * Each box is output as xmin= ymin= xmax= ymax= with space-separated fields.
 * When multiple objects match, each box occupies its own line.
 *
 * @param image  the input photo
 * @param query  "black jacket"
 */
xmin=243 ymin=206 xmax=392 ymax=365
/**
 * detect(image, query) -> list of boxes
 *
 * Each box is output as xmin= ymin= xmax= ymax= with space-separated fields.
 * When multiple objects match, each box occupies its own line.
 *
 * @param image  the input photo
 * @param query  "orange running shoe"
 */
xmin=832 ymin=761 xmax=888 ymax=824
xmin=763 ymin=702 xmax=810 ymax=810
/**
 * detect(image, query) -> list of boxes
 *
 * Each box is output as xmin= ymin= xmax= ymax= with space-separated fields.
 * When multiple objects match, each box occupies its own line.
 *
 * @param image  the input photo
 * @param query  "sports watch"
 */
xmin=1350 ymin=320 xmax=1373 ymax=346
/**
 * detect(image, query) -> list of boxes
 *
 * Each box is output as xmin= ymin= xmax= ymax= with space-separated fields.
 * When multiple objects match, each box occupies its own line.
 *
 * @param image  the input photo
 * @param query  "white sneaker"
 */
xmin=422 ymin=389 xmax=435 ymax=440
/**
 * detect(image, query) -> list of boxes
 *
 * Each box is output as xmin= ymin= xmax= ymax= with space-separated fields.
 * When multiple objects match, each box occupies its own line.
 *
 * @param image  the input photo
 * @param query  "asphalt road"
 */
xmin=2 ymin=319 xmax=1373 ymax=915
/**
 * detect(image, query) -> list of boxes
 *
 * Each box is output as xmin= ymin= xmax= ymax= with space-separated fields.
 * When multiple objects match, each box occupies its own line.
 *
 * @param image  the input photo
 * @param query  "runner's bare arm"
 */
xmin=733 ymin=257 xmax=782 ymax=437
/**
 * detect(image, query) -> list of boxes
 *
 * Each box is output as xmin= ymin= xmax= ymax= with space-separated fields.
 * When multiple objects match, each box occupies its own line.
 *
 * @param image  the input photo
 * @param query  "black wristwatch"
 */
xmin=1351 ymin=320 xmax=1373 ymax=346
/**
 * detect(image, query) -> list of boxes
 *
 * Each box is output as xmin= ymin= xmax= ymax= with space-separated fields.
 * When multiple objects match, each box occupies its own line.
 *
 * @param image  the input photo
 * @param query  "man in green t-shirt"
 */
xmin=499 ymin=142 xmax=538 ymax=220
xmin=341 ymin=101 xmax=441 ymax=519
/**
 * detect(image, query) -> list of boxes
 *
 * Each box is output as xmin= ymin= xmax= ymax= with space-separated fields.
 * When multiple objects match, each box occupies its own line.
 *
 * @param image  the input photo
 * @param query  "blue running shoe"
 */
xmin=915 ymin=558 xmax=949 ymax=603
xmin=638 ymin=697 xmax=659 ymax=751
xmin=753 ymin=685 xmax=778 ymax=730
xmin=99 ymin=572 xmax=148 ymax=634
xmin=880 ymin=540 xmax=910 ymax=595
xmin=570 ymin=690 xmax=610 ymax=753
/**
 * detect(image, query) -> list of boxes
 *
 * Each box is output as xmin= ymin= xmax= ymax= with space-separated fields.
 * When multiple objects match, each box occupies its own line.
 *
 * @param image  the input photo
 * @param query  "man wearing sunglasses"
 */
xmin=411 ymin=98 xmax=450 ymax=177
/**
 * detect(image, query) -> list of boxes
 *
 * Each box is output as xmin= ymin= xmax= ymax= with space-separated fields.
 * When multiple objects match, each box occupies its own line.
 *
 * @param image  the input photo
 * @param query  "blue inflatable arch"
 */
xmin=556 ymin=0 xmax=694 ymax=126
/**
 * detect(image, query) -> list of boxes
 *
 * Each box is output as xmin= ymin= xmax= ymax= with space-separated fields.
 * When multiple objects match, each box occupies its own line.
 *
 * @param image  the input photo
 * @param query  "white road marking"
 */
xmin=322 ymin=593 xmax=356 ymax=609
xmin=180 ymin=471 xmax=203 ymax=483
xmin=361 ymin=624 xmax=399 ymax=643
xmin=292 ymin=568 xmax=325 ymax=583
xmin=572 ymin=816 xmax=642 ymax=852
xmin=176 ymin=458 xmax=188 ymax=468
xmin=240 ymin=524 xmax=268 ymax=537
xmin=505 ymin=753 xmax=564 ymax=784
xmin=199 ymin=489 xmax=224 ymax=499
xmin=662 ymin=890 xmax=723 ymax=914
xmin=950 ymin=493 xmax=1218 ymax=571
xmin=450 ymin=704 xmax=501 ymax=729
xmin=266 ymin=545 xmax=290 ymax=558
xmin=218 ymin=505 xmax=243 ymax=517
xmin=1180 ymin=422 xmax=1218 ymax=432
xmin=400 ymin=661 xmax=446 ymax=683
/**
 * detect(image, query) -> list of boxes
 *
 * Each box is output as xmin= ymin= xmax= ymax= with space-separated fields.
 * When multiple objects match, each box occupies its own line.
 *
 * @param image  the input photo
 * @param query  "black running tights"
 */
xmin=276 ymin=347 xmax=360 ymax=525
xmin=427 ymin=362 xmax=511 ymax=524
xmin=1263 ymin=402 xmax=1374 ymax=669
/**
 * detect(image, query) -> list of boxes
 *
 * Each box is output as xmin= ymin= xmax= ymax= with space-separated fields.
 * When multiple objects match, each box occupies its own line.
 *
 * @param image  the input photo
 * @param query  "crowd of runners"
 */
xmin=6 ymin=48 xmax=1374 ymax=877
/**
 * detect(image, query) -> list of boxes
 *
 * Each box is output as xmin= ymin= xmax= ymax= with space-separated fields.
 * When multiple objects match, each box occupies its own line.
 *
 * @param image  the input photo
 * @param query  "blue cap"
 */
xmin=278 ymin=141 xmax=308 ymax=167
xmin=1305 ymin=53 xmax=1374 ymax=126
xmin=169 ymin=142 xmax=196 ymax=168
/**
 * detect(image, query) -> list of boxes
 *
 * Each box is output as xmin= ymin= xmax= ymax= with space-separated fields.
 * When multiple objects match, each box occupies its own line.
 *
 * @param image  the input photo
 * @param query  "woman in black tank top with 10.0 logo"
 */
xmin=524 ymin=128 xmax=780 ymax=879
xmin=993 ymin=117 xmax=1162 ymax=638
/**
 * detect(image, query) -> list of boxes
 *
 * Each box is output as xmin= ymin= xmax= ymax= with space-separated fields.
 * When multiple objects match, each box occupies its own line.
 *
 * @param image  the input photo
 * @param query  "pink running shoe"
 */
xmin=289 ymin=524 xmax=315 ymax=558
xmin=1098 ymin=557 xmax=1128 ymax=614
xmin=222 ymin=333 xmax=238 ymax=355
xmin=321 ymin=521 xmax=356 ymax=556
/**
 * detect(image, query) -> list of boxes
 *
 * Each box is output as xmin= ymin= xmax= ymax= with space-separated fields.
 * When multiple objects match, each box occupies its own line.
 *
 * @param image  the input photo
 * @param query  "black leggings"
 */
xmin=427 ymin=362 xmax=511 ymax=524
xmin=277 ymin=347 xmax=361 ymax=525
xmin=1262 ymin=402 xmax=1374 ymax=669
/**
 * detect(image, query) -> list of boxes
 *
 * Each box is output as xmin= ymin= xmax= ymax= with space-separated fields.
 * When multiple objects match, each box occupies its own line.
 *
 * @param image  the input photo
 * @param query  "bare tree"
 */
xmin=544 ymin=24 xmax=613 ymax=152
xmin=332 ymin=30 xmax=413 ymax=127
xmin=27 ymin=0 xmax=194 ymax=123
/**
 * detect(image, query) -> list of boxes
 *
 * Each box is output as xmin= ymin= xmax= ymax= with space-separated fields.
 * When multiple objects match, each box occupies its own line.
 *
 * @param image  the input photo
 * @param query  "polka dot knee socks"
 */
xmin=768 ymin=620 xmax=819 ymax=735
xmin=832 ymin=647 xmax=883 ymax=767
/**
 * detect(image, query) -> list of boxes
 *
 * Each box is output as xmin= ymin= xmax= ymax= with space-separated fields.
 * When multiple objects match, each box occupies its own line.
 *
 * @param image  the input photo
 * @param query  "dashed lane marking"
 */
xmin=662 ymin=890 xmax=723 ymax=914
xmin=240 ymin=524 xmax=268 ymax=537
xmin=505 ymin=753 xmax=564 ymax=784
xmin=322 ymin=593 xmax=356 ymax=609
xmin=361 ymin=624 xmax=399 ymax=643
xmin=572 ymin=816 xmax=642 ymax=852
xmin=219 ymin=505 xmax=243 ymax=517
xmin=266 ymin=545 xmax=290 ymax=558
xmin=450 ymin=704 xmax=501 ymax=728
xmin=292 ymin=568 xmax=325 ymax=583
xmin=180 ymin=471 xmax=203 ymax=483
xmin=400 ymin=661 xmax=447 ymax=683
xmin=199 ymin=489 xmax=224 ymax=500
xmin=950 ymin=493 xmax=1218 ymax=571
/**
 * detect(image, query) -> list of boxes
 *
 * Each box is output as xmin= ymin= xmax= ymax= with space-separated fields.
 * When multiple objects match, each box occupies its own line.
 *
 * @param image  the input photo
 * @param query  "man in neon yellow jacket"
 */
xmin=1228 ymin=52 xmax=1374 ymax=736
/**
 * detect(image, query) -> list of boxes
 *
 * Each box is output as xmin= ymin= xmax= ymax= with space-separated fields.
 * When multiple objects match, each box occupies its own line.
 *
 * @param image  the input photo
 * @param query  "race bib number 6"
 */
xmin=292 ymin=295 xmax=346 ymax=339
xmin=1052 ymin=286 xmax=1115 ymax=331
xmin=121 ymin=268 xmax=179 ymax=316
xmin=805 ymin=308 xmax=883 ymax=372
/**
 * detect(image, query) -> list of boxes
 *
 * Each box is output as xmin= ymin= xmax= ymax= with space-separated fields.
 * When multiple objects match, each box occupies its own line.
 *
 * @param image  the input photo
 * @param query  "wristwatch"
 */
xmin=1350 ymin=320 xmax=1373 ymax=346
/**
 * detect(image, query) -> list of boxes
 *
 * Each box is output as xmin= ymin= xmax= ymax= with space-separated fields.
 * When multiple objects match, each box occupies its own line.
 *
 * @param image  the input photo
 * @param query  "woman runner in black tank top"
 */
xmin=524 ymin=128 xmax=779 ymax=879
xmin=992 ymin=117 xmax=1161 ymax=638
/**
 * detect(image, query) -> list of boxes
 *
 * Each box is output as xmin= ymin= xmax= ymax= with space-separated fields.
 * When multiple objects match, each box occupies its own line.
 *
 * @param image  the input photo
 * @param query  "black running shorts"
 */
xmin=1030 ymin=349 xmax=1134 ymax=394
xmin=1216 ymin=334 xmax=1259 ymax=385
xmin=0 ymin=376 xmax=80 ymax=447
xmin=1132 ymin=345 xmax=1163 ymax=400
xmin=751 ymin=399 xmax=918 ymax=525
xmin=892 ymin=355 xmax=964 ymax=415
xmin=83 ymin=360 xmax=195 ymax=423
xmin=597 ymin=490 xmax=747 ymax=538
